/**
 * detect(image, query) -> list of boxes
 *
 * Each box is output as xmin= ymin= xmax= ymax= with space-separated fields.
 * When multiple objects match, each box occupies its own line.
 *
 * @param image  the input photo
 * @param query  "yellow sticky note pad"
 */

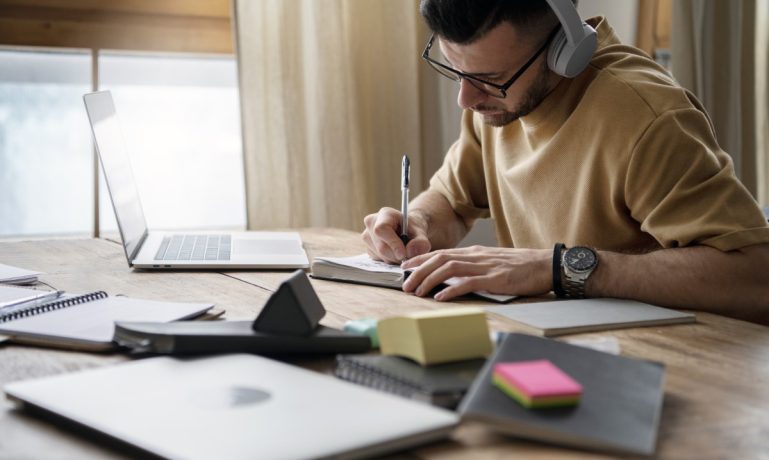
xmin=377 ymin=307 xmax=492 ymax=365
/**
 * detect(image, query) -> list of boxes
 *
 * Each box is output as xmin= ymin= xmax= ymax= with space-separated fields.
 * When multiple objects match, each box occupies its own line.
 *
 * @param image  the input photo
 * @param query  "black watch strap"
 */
xmin=553 ymin=243 xmax=566 ymax=298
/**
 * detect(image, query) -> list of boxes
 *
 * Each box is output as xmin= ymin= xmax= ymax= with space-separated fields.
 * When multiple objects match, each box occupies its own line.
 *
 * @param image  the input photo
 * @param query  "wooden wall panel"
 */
xmin=0 ymin=0 xmax=233 ymax=54
xmin=636 ymin=0 xmax=671 ymax=57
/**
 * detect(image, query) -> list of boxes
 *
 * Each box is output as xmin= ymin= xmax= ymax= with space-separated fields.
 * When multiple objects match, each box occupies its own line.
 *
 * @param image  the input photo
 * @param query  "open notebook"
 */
xmin=0 ymin=290 xmax=212 ymax=351
xmin=311 ymin=254 xmax=516 ymax=303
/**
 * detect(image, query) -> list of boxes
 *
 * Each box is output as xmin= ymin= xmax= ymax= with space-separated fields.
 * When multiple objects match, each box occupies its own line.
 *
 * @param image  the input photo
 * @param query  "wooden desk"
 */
xmin=2 ymin=228 xmax=769 ymax=459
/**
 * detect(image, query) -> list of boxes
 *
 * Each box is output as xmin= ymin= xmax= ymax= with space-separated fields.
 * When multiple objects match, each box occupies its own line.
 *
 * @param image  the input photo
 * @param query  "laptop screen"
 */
xmin=83 ymin=91 xmax=148 ymax=262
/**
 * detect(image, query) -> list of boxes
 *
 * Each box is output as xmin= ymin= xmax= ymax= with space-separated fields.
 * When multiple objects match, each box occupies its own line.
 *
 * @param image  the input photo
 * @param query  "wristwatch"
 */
xmin=560 ymin=246 xmax=598 ymax=299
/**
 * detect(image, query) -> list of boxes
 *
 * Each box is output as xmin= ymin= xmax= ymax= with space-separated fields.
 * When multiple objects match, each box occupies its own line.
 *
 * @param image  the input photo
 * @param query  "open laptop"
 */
xmin=83 ymin=91 xmax=309 ymax=269
xmin=5 ymin=354 xmax=459 ymax=459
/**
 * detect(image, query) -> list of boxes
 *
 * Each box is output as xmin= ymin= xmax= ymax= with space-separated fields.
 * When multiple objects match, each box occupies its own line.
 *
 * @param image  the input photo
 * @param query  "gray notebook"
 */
xmin=486 ymin=298 xmax=695 ymax=336
xmin=458 ymin=333 xmax=666 ymax=456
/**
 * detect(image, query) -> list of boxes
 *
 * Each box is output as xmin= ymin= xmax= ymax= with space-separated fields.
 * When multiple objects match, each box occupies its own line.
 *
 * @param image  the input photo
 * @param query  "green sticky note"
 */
xmin=344 ymin=318 xmax=379 ymax=348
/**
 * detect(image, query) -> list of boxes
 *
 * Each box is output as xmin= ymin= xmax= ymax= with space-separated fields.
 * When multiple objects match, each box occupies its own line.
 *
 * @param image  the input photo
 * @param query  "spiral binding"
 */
xmin=0 ymin=291 xmax=108 ymax=324
xmin=334 ymin=356 xmax=426 ymax=399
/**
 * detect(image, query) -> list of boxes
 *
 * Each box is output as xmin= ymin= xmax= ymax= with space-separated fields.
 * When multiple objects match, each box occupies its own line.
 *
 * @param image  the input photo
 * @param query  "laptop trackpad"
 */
xmin=234 ymin=239 xmax=302 ymax=255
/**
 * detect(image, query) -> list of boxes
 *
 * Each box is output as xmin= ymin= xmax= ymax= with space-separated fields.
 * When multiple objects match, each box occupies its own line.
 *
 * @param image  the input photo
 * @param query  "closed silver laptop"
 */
xmin=84 ymin=91 xmax=309 ymax=269
xmin=5 ymin=354 xmax=459 ymax=459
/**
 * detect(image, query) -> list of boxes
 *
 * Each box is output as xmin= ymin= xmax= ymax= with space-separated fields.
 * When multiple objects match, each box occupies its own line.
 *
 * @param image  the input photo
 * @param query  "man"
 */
xmin=362 ymin=0 xmax=769 ymax=324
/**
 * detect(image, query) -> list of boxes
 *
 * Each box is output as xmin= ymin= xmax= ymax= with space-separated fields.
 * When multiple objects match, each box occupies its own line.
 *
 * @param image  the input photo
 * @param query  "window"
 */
xmin=0 ymin=49 xmax=92 ymax=237
xmin=98 ymin=53 xmax=245 ymax=233
xmin=0 ymin=49 xmax=245 ymax=237
xmin=0 ymin=1 xmax=240 ymax=238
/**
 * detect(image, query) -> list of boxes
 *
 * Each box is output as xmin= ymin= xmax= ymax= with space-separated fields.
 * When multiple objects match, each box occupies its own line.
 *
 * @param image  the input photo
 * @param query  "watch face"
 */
xmin=564 ymin=247 xmax=597 ymax=271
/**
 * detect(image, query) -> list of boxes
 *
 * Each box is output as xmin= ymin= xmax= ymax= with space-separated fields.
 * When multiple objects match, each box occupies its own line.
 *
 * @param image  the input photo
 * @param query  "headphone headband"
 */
xmin=546 ymin=0 xmax=588 ymax=44
xmin=544 ymin=0 xmax=597 ymax=78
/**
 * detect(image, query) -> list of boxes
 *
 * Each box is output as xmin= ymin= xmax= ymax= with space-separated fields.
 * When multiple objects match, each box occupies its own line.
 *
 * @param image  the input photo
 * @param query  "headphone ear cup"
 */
xmin=547 ymin=28 xmax=569 ymax=77
xmin=547 ymin=23 xmax=597 ymax=78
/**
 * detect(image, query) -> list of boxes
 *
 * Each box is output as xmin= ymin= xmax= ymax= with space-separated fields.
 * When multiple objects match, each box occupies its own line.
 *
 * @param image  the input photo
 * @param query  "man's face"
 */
xmin=439 ymin=22 xmax=556 ymax=127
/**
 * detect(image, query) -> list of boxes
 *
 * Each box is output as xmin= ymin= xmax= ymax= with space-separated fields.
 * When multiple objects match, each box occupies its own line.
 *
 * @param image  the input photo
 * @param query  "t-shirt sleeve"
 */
xmin=625 ymin=108 xmax=769 ymax=251
xmin=428 ymin=110 xmax=491 ymax=222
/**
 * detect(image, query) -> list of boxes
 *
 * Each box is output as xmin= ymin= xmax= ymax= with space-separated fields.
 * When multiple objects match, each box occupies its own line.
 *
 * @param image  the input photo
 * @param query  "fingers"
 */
xmin=434 ymin=276 xmax=487 ymax=301
xmin=403 ymin=257 xmax=489 ymax=297
xmin=362 ymin=208 xmax=406 ymax=263
xmin=401 ymin=247 xmax=553 ymax=301
xmin=402 ymin=246 xmax=485 ymax=269
xmin=363 ymin=208 xmax=432 ymax=263
xmin=405 ymin=235 xmax=431 ymax=259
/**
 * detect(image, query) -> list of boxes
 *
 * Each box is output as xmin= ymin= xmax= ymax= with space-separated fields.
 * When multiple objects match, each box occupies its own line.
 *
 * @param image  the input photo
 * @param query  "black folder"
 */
xmin=114 ymin=321 xmax=372 ymax=354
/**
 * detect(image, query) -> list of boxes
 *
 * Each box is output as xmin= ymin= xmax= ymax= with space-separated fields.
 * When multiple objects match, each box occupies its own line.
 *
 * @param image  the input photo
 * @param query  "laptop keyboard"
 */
xmin=154 ymin=235 xmax=232 ymax=261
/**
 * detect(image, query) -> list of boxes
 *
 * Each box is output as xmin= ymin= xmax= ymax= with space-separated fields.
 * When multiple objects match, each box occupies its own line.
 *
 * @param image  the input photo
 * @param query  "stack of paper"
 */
xmin=0 ymin=263 xmax=41 ymax=285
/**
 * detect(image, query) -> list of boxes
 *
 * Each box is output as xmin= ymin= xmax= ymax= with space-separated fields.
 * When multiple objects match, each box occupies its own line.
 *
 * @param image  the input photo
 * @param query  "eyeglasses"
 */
xmin=421 ymin=27 xmax=559 ymax=99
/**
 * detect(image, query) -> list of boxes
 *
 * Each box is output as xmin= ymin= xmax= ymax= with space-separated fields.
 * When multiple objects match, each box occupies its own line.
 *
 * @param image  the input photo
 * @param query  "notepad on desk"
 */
xmin=311 ymin=254 xmax=516 ymax=303
xmin=486 ymin=298 xmax=696 ymax=337
xmin=0 ymin=289 xmax=213 ymax=351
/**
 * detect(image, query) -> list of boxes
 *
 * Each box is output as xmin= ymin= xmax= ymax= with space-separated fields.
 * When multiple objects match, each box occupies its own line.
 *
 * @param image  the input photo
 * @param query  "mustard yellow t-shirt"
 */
xmin=429 ymin=17 xmax=769 ymax=252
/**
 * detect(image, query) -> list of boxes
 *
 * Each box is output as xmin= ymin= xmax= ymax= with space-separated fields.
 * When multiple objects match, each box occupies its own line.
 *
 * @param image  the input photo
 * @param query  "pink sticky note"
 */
xmin=493 ymin=359 xmax=582 ymax=399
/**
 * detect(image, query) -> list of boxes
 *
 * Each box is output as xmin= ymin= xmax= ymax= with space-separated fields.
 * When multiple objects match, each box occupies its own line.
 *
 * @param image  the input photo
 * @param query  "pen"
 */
xmin=400 ymin=154 xmax=410 ymax=246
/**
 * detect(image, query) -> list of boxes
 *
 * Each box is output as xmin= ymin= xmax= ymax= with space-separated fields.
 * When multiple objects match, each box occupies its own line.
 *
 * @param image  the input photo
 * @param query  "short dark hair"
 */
xmin=419 ymin=0 xmax=570 ymax=44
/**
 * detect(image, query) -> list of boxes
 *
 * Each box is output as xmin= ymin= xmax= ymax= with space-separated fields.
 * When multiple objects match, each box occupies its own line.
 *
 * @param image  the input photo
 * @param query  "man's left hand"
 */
xmin=400 ymin=246 xmax=552 ymax=301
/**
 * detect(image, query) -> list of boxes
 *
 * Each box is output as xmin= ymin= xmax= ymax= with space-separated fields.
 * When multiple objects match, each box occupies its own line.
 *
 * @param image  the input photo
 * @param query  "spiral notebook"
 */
xmin=334 ymin=354 xmax=486 ymax=409
xmin=0 ymin=290 xmax=213 ymax=351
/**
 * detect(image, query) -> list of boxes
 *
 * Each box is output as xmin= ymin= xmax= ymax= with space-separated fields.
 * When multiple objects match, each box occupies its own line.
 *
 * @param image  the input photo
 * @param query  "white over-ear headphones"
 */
xmin=545 ymin=0 xmax=597 ymax=77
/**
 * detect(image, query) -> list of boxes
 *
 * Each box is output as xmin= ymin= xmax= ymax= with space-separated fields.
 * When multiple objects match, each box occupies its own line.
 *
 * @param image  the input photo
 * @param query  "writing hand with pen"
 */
xmin=362 ymin=154 xmax=431 ymax=264
xmin=362 ymin=154 xmax=551 ymax=301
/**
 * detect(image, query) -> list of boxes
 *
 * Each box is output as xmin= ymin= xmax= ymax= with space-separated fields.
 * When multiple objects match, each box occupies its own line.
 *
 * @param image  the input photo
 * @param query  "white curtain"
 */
xmin=234 ymin=0 xmax=447 ymax=230
xmin=672 ymin=0 xmax=769 ymax=204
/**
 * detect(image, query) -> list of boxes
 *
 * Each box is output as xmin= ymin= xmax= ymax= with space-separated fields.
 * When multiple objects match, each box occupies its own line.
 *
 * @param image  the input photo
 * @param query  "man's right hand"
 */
xmin=362 ymin=207 xmax=431 ymax=263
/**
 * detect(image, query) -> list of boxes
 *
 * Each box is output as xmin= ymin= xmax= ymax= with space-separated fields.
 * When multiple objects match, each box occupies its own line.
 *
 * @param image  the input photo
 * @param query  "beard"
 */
xmin=474 ymin=62 xmax=552 ymax=127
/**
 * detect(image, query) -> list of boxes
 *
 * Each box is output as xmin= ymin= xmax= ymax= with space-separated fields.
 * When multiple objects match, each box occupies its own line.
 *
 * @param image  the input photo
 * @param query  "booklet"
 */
xmin=0 ymin=289 xmax=213 ymax=351
xmin=311 ymin=254 xmax=516 ymax=303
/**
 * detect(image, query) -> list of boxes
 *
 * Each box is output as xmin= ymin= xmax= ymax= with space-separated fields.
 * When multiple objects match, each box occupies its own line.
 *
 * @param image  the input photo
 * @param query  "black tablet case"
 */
xmin=114 ymin=321 xmax=371 ymax=354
